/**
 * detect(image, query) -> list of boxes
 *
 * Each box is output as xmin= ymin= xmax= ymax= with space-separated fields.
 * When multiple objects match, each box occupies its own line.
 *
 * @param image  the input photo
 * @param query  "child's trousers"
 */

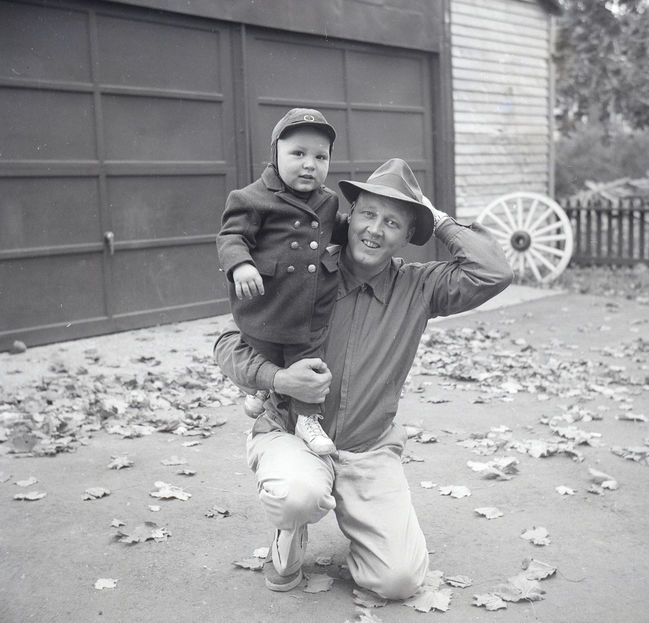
xmin=246 ymin=422 xmax=429 ymax=600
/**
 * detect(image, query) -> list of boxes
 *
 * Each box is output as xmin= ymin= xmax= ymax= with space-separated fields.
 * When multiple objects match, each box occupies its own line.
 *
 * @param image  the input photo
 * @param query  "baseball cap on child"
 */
xmin=271 ymin=108 xmax=337 ymax=147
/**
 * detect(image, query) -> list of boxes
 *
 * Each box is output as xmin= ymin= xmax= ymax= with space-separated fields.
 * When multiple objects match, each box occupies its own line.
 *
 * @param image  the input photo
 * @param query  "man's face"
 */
xmin=276 ymin=127 xmax=331 ymax=193
xmin=346 ymin=191 xmax=414 ymax=278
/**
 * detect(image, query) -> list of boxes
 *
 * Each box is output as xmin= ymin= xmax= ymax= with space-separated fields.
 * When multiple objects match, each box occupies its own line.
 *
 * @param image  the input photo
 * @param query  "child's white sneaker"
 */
xmin=295 ymin=414 xmax=335 ymax=455
xmin=243 ymin=390 xmax=268 ymax=418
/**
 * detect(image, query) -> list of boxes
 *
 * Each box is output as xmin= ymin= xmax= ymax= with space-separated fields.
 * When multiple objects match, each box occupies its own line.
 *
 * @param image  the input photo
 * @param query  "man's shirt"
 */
xmin=215 ymin=219 xmax=513 ymax=452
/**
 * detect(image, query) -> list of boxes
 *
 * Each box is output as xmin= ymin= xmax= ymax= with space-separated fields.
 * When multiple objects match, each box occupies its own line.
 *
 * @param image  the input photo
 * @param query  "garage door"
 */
xmin=0 ymin=2 xmax=438 ymax=350
xmin=0 ymin=1 xmax=236 ymax=349
xmin=245 ymin=27 xmax=436 ymax=263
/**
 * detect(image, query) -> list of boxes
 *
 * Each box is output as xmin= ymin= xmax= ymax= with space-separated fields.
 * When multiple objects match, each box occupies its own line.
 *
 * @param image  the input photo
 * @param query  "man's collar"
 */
xmin=337 ymin=248 xmax=391 ymax=305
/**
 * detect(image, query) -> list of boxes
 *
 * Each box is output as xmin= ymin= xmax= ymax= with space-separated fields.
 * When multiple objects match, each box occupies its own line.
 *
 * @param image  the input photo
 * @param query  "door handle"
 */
xmin=104 ymin=231 xmax=115 ymax=255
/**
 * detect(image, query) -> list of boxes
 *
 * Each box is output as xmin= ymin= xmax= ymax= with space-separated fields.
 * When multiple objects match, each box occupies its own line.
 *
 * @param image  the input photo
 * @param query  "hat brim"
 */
xmin=339 ymin=179 xmax=434 ymax=246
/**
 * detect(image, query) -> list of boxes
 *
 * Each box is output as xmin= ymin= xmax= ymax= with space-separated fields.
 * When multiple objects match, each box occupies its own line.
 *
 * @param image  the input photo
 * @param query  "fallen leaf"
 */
xmin=111 ymin=518 xmax=125 ymax=527
xmin=253 ymin=547 xmax=269 ymax=559
xmin=439 ymin=485 xmax=471 ymax=498
xmin=13 ymin=491 xmax=46 ymax=501
xmin=177 ymin=468 xmax=196 ymax=476
xmin=15 ymin=476 xmax=38 ymax=487
xmin=445 ymin=574 xmax=473 ymax=588
xmin=148 ymin=505 xmax=161 ymax=512
xmin=588 ymin=468 xmax=618 ymax=490
xmin=616 ymin=413 xmax=647 ymax=422
xmin=403 ymin=587 xmax=452 ymax=612
xmin=352 ymin=588 xmax=388 ymax=608
xmin=495 ymin=574 xmax=545 ymax=602
xmin=83 ymin=487 xmax=111 ymax=500
xmin=205 ymin=505 xmax=230 ymax=518
xmin=343 ymin=608 xmax=384 ymax=623
xmin=303 ymin=573 xmax=334 ymax=593
xmin=521 ymin=558 xmax=557 ymax=580
xmin=555 ymin=485 xmax=575 ymax=495
xmin=474 ymin=507 xmax=504 ymax=519
xmin=107 ymin=455 xmax=133 ymax=470
xmin=160 ymin=456 xmax=187 ymax=466
xmin=115 ymin=521 xmax=170 ymax=543
xmin=0 ymin=471 xmax=11 ymax=483
xmin=232 ymin=557 xmax=264 ymax=571
xmin=420 ymin=481 xmax=436 ymax=489
xmin=315 ymin=556 xmax=332 ymax=566
xmin=150 ymin=481 xmax=191 ymax=501
xmin=473 ymin=593 xmax=507 ymax=610
xmin=94 ymin=578 xmax=117 ymax=590
xmin=520 ymin=526 xmax=551 ymax=546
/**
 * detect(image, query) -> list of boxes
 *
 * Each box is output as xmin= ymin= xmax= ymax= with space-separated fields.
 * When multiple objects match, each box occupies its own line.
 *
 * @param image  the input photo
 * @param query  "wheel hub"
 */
xmin=510 ymin=230 xmax=531 ymax=251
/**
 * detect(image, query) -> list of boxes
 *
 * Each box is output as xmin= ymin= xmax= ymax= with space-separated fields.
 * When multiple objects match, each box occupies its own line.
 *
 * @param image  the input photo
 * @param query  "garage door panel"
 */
xmin=0 ymin=177 xmax=100 ymax=249
xmin=350 ymin=110 xmax=426 ymax=160
xmin=248 ymin=37 xmax=345 ymax=101
xmin=107 ymin=175 xmax=224 ymax=240
xmin=1 ymin=88 xmax=96 ymax=160
xmin=96 ymin=14 xmax=223 ymax=93
xmin=0 ymin=254 xmax=105 ymax=330
xmin=111 ymin=246 xmax=218 ymax=315
xmin=347 ymin=52 xmax=425 ymax=106
xmin=102 ymin=95 xmax=223 ymax=161
xmin=0 ymin=3 xmax=91 ymax=82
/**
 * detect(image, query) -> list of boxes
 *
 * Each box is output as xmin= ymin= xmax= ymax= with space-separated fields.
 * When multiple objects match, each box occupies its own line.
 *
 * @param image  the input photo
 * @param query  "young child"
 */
xmin=217 ymin=108 xmax=346 ymax=455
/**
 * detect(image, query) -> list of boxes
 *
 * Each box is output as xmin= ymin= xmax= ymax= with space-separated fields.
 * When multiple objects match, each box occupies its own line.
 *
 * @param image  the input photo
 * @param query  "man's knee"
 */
xmin=259 ymin=476 xmax=335 ymax=529
xmin=370 ymin=563 xmax=425 ymax=600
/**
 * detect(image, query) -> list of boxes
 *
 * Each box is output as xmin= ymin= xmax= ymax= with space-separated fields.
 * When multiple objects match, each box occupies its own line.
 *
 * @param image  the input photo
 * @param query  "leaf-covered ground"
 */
xmin=1 ymin=285 xmax=648 ymax=623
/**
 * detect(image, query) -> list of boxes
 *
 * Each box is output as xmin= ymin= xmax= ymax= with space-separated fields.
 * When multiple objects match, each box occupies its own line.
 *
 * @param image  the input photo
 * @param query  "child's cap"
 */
xmin=271 ymin=108 xmax=336 ymax=147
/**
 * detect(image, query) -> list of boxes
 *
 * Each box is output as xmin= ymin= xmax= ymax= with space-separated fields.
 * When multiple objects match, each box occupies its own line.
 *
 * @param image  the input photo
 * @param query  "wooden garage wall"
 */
xmin=451 ymin=0 xmax=554 ymax=219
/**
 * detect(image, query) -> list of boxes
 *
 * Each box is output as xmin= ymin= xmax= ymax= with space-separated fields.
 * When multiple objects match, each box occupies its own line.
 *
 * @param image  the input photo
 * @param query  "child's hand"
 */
xmin=233 ymin=263 xmax=265 ymax=299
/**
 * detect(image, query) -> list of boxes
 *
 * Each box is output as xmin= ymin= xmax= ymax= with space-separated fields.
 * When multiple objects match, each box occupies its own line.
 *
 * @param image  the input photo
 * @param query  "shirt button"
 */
xmin=287 ymin=265 xmax=295 ymax=273
xmin=307 ymin=264 xmax=316 ymax=273
xmin=290 ymin=241 xmax=299 ymax=249
xmin=311 ymin=220 xmax=318 ymax=228
xmin=294 ymin=220 xmax=301 ymax=228
xmin=310 ymin=241 xmax=318 ymax=250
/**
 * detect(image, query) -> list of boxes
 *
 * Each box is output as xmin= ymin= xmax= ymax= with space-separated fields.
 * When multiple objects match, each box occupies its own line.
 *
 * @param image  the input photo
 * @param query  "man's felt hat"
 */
xmin=338 ymin=158 xmax=435 ymax=245
xmin=271 ymin=108 xmax=336 ymax=146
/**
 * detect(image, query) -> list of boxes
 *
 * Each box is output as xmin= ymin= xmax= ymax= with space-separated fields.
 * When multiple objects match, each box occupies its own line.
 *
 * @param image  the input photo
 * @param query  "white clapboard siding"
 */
xmin=451 ymin=0 xmax=553 ymax=218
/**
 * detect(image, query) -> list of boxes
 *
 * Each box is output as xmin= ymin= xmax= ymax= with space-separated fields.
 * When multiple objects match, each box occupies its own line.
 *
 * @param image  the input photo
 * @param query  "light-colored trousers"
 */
xmin=246 ymin=422 xmax=429 ymax=600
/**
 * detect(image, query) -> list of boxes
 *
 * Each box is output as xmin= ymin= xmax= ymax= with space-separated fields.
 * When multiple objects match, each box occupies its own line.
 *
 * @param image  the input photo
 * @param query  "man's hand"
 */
xmin=273 ymin=358 xmax=332 ymax=403
xmin=233 ymin=262 xmax=264 ymax=300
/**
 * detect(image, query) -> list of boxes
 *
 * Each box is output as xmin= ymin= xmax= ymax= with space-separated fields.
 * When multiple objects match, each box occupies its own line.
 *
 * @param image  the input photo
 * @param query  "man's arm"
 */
xmin=422 ymin=217 xmax=514 ymax=318
xmin=213 ymin=323 xmax=332 ymax=402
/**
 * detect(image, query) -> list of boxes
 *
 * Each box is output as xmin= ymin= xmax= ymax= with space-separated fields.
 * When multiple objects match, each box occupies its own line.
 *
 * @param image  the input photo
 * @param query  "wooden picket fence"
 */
xmin=561 ymin=197 xmax=649 ymax=266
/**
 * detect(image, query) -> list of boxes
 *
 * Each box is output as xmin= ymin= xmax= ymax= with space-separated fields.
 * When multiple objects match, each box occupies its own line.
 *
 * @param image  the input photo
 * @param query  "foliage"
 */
xmin=554 ymin=121 xmax=649 ymax=197
xmin=554 ymin=0 xmax=649 ymax=134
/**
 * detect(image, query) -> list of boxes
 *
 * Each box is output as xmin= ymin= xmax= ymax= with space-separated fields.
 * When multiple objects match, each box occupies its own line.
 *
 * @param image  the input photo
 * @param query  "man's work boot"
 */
xmin=265 ymin=525 xmax=308 ymax=591
xmin=243 ymin=390 xmax=268 ymax=418
xmin=295 ymin=414 xmax=336 ymax=455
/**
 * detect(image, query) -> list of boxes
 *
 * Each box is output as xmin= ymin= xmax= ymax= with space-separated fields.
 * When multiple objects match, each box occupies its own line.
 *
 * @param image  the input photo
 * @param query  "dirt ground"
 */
xmin=1 ymin=288 xmax=648 ymax=623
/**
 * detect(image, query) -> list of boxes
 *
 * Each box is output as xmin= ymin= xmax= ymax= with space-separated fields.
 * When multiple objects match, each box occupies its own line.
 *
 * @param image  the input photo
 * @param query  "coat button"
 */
xmin=287 ymin=265 xmax=295 ymax=273
xmin=307 ymin=264 xmax=316 ymax=273
xmin=311 ymin=220 xmax=318 ymax=228
xmin=310 ymin=241 xmax=318 ymax=250
xmin=294 ymin=220 xmax=301 ymax=228
xmin=290 ymin=241 xmax=299 ymax=249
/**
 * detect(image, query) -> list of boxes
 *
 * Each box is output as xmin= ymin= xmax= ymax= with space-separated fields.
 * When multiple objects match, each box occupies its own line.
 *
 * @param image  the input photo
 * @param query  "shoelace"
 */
xmin=301 ymin=416 xmax=326 ymax=439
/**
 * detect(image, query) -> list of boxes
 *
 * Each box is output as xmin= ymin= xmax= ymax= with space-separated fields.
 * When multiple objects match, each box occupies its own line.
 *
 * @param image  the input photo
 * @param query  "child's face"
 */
xmin=276 ymin=127 xmax=331 ymax=193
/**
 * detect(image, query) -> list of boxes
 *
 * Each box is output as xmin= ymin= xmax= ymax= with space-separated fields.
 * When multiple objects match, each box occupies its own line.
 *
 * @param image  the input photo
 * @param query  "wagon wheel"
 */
xmin=476 ymin=192 xmax=574 ymax=283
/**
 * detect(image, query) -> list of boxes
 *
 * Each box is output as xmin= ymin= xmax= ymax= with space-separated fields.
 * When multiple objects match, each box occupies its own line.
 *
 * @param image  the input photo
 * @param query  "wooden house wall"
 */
xmin=451 ymin=0 xmax=554 ymax=218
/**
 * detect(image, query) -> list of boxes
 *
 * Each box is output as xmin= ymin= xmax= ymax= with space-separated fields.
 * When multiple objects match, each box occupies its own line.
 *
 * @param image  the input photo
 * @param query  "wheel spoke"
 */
xmin=531 ymin=220 xmax=564 ymax=236
xmin=529 ymin=247 xmax=557 ymax=272
xmin=523 ymin=198 xmax=540 ymax=229
xmin=516 ymin=196 xmax=524 ymax=228
xmin=483 ymin=225 xmax=510 ymax=241
xmin=533 ymin=233 xmax=567 ymax=243
xmin=517 ymin=252 xmax=525 ymax=277
xmin=484 ymin=210 xmax=514 ymax=235
xmin=532 ymin=242 xmax=566 ymax=258
xmin=501 ymin=201 xmax=519 ymax=232
xmin=528 ymin=206 xmax=555 ymax=232
xmin=524 ymin=250 xmax=544 ymax=282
